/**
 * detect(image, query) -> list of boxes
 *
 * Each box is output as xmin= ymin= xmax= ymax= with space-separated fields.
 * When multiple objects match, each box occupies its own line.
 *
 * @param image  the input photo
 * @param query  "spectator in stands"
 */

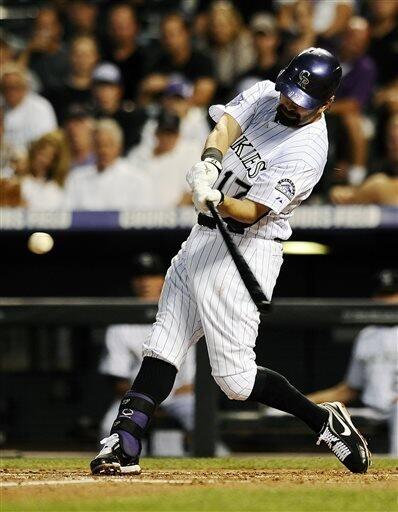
xmin=128 ymin=110 xmax=200 ymax=209
xmin=46 ymin=35 xmax=99 ymax=124
xmin=374 ymin=114 xmax=398 ymax=178
xmin=65 ymin=0 xmax=99 ymax=39
xmin=140 ymin=12 xmax=216 ymax=107
xmin=102 ymin=3 xmax=147 ymax=102
xmin=20 ymin=131 xmax=69 ymax=210
xmin=0 ymin=34 xmax=41 ymax=93
xmin=276 ymin=0 xmax=354 ymax=50
xmin=91 ymin=63 xmax=148 ymax=153
xmin=0 ymin=107 xmax=26 ymax=206
xmin=63 ymin=105 xmax=95 ymax=171
xmin=307 ymin=269 xmax=398 ymax=456
xmin=235 ymin=13 xmax=280 ymax=94
xmin=140 ymin=79 xmax=209 ymax=149
xmin=19 ymin=6 xmax=69 ymax=92
xmin=99 ymin=252 xmax=195 ymax=455
xmin=368 ymin=0 xmax=398 ymax=88
xmin=0 ymin=108 xmax=14 ymax=177
xmin=206 ymin=1 xmax=255 ymax=101
xmin=330 ymin=173 xmax=398 ymax=206
xmin=329 ymin=115 xmax=398 ymax=206
xmin=64 ymin=119 xmax=150 ymax=210
xmin=329 ymin=17 xmax=377 ymax=186
xmin=1 ymin=63 xmax=57 ymax=151
xmin=0 ymin=36 xmax=14 ymax=70
xmin=368 ymin=0 xmax=398 ymax=158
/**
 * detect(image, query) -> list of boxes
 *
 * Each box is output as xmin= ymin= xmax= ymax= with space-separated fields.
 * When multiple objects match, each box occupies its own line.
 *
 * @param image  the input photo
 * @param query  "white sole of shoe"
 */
xmin=120 ymin=464 xmax=141 ymax=475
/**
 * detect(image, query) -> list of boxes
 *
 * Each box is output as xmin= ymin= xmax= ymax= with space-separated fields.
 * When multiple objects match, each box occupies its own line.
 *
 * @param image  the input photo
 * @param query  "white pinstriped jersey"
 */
xmin=142 ymin=79 xmax=328 ymax=401
xmin=209 ymin=80 xmax=329 ymax=240
xmin=346 ymin=326 xmax=398 ymax=414
xmin=100 ymin=324 xmax=195 ymax=392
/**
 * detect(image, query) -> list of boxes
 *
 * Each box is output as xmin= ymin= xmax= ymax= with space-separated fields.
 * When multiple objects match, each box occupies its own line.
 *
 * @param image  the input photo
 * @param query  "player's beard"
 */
xmin=275 ymin=104 xmax=302 ymax=127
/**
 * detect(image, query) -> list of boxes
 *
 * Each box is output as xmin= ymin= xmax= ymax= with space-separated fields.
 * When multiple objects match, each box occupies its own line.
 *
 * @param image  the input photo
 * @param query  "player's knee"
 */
xmin=213 ymin=371 xmax=256 ymax=401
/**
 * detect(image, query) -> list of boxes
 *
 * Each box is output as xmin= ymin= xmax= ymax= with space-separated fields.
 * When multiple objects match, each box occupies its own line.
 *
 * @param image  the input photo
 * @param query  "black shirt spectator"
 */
xmin=140 ymin=13 xmax=216 ymax=107
xmin=45 ymin=36 xmax=99 ymax=124
xmin=235 ymin=13 xmax=281 ymax=94
xmin=22 ymin=7 xmax=69 ymax=92
xmin=151 ymin=49 xmax=214 ymax=88
xmin=102 ymin=3 xmax=147 ymax=102
xmin=92 ymin=63 xmax=148 ymax=153
xmin=370 ymin=26 xmax=398 ymax=86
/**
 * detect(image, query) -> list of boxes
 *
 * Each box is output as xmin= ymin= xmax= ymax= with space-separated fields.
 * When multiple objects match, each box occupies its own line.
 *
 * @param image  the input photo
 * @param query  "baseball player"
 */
xmin=307 ymin=270 xmax=398 ymax=456
xmin=91 ymin=48 xmax=371 ymax=475
xmin=99 ymin=253 xmax=195 ymax=448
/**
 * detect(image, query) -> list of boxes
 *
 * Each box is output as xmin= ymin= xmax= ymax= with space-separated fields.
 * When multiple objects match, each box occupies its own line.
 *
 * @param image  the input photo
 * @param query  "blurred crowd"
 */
xmin=0 ymin=0 xmax=397 ymax=211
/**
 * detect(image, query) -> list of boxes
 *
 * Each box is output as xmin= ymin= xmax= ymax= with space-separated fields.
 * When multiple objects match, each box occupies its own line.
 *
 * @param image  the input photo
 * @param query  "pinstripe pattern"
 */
xmin=144 ymin=79 xmax=327 ymax=400
xmin=209 ymin=80 xmax=329 ymax=241
xmin=143 ymin=226 xmax=283 ymax=400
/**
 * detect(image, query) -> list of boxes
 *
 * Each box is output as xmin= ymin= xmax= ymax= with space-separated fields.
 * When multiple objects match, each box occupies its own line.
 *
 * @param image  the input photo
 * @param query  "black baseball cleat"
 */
xmin=90 ymin=433 xmax=141 ymax=475
xmin=316 ymin=401 xmax=372 ymax=474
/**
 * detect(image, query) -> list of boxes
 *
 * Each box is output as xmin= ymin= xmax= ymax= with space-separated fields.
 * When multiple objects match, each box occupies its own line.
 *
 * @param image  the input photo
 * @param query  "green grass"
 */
xmin=3 ymin=488 xmax=398 ymax=512
xmin=2 ymin=457 xmax=397 ymax=512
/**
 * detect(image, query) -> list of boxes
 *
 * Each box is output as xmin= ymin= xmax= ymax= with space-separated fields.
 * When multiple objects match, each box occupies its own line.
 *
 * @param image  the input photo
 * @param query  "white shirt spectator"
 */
xmin=346 ymin=326 xmax=398 ymax=415
xmin=128 ymin=139 xmax=201 ymax=209
xmin=4 ymin=92 xmax=57 ymax=151
xmin=64 ymin=157 xmax=150 ymax=210
xmin=276 ymin=0 xmax=354 ymax=34
xmin=21 ymin=175 xmax=64 ymax=210
xmin=140 ymin=108 xmax=209 ymax=151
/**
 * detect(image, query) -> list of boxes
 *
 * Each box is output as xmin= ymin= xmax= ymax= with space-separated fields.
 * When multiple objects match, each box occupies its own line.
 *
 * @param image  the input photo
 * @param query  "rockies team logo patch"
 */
xmin=275 ymin=179 xmax=295 ymax=200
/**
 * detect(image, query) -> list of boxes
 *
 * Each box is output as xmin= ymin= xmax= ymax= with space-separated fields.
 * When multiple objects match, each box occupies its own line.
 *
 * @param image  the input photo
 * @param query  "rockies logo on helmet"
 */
xmin=298 ymin=70 xmax=310 ymax=90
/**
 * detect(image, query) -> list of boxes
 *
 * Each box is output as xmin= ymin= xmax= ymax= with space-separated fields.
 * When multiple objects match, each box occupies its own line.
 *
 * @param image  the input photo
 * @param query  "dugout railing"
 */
xmin=0 ymin=298 xmax=397 ymax=456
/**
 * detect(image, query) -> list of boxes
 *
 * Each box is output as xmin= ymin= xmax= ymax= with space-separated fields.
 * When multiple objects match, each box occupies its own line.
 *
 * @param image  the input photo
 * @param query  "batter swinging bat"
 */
xmin=206 ymin=201 xmax=271 ymax=313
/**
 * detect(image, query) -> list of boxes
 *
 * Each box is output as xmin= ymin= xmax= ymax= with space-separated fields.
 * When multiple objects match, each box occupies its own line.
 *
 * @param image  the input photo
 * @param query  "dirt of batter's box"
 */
xmin=1 ymin=468 xmax=397 ymax=485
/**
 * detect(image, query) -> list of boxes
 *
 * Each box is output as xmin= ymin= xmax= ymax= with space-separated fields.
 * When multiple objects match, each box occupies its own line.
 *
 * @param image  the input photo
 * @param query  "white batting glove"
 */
xmin=193 ymin=185 xmax=223 ymax=213
xmin=186 ymin=158 xmax=222 ymax=192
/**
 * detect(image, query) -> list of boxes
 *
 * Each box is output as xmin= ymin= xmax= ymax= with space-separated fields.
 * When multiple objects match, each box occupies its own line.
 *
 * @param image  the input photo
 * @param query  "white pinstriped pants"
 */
xmin=143 ymin=224 xmax=284 ymax=400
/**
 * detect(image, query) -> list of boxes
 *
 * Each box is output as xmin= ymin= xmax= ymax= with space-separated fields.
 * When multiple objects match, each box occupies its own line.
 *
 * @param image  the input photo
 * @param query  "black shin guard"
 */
xmin=132 ymin=356 xmax=178 ymax=404
xmin=109 ymin=357 xmax=178 ymax=456
xmin=248 ymin=367 xmax=328 ymax=433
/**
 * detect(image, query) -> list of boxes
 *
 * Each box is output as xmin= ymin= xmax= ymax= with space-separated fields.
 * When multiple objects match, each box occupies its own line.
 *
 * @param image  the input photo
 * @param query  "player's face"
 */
xmin=277 ymin=94 xmax=325 ymax=127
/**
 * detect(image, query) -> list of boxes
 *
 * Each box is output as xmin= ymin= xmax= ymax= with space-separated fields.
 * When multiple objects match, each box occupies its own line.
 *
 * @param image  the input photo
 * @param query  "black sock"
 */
xmin=132 ymin=356 xmax=177 ymax=404
xmin=248 ymin=367 xmax=328 ymax=433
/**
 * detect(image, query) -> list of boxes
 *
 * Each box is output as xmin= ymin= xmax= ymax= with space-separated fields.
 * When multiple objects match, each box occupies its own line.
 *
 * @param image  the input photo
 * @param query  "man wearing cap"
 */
xmin=92 ymin=63 xmax=148 ymax=153
xmin=99 ymin=253 xmax=195 ymax=455
xmin=235 ymin=14 xmax=281 ymax=94
xmin=127 ymin=109 xmax=201 ymax=209
xmin=63 ymin=105 xmax=96 ymax=172
xmin=140 ymin=79 xmax=210 ymax=149
xmin=308 ymin=270 xmax=398 ymax=455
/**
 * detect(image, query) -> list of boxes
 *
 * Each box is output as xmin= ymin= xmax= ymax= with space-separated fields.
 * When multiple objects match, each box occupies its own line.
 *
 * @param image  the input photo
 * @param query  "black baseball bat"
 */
xmin=206 ymin=201 xmax=271 ymax=313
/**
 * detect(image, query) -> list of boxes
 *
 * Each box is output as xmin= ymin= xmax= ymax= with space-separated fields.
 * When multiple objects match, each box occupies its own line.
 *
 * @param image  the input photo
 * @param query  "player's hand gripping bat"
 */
xmin=206 ymin=201 xmax=271 ymax=313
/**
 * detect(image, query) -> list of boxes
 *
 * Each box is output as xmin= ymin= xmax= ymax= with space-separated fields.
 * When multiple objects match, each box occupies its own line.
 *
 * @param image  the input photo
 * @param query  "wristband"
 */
xmin=201 ymin=147 xmax=223 ymax=164
xmin=218 ymin=191 xmax=225 ymax=205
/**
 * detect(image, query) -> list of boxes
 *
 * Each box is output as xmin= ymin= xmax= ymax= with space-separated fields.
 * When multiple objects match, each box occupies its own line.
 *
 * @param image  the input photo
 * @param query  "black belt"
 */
xmin=197 ymin=213 xmax=282 ymax=242
xmin=198 ymin=213 xmax=245 ymax=234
